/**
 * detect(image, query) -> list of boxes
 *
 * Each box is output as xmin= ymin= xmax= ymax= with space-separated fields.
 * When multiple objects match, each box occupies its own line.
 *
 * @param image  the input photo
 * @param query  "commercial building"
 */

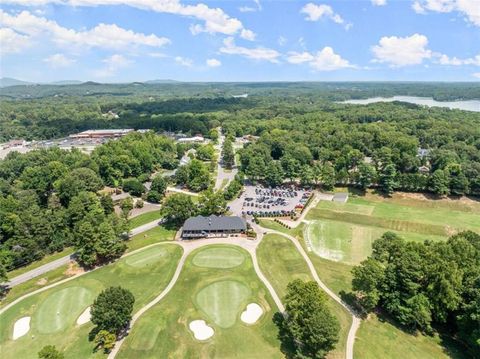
xmin=182 ymin=215 xmax=246 ymax=239
xmin=69 ymin=129 xmax=134 ymax=139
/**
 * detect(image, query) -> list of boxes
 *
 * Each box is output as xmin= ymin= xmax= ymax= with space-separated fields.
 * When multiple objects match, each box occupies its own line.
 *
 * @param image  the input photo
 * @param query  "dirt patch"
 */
xmin=65 ymin=261 xmax=84 ymax=276
xmin=36 ymin=278 xmax=48 ymax=286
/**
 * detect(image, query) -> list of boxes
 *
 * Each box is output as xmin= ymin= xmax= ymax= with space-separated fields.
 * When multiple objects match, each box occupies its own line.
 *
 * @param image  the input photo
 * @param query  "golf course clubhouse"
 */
xmin=182 ymin=215 xmax=247 ymax=239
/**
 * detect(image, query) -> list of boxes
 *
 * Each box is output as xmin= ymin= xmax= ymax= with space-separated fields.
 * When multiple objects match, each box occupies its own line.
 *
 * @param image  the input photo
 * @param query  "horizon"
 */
xmin=1 ymin=1 xmax=479 ymax=83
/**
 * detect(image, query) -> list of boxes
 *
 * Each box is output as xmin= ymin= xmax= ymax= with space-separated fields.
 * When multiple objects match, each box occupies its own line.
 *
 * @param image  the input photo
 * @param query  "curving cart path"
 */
xmin=3 ymin=217 xmax=359 ymax=359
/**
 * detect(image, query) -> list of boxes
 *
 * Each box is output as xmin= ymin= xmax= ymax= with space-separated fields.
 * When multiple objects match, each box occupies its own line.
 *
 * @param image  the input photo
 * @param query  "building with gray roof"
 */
xmin=182 ymin=215 xmax=246 ymax=239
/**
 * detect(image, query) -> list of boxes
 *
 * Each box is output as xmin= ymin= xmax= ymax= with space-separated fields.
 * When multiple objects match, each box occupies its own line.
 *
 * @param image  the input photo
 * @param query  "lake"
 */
xmin=341 ymin=96 xmax=480 ymax=112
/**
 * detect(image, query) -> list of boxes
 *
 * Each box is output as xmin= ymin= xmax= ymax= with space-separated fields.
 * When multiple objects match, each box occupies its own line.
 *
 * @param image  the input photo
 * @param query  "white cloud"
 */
xmin=240 ymin=29 xmax=256 ymax=41
xmin=0 ymin=10 xmax=170 ymax=52
xmin=239 ymin=0 xmax=262 ymax=12
xmin=473 ymin=72 xmax=480 ymax=79
xmin=286 ymin=51 xmax=314 ymax=64
xmin=94 ymin=54 xmax=132 ymax=78
xmin=436 ymin=53 xmax=480 ymax=66
xmin=287 ymin=47 xmax=354 ymax=71
xmin=2 ymin=0 xmax=256 ymax=38
xmin=206 ymin=58 xmax=221 ymax=67
xmin=219 ymin=37 xmax=280 ymax=63
xmin=175 ymin=56 xmax=193 ymax=67
xmin=43 ymin=53 xmax=75 ymax=67
xmin=412 ymin=0 xmax=480 ymax=27
xmin=301 ymin=3 xmax=344 ymax=24
xmin=372 ymin=0 xmax=387 ymax=5
xmin=277 ymin=36 xmax=287 ymax=46
xmin=0 ymin=27 xmax=31 ymax=53
xmin=372 ymin=33 xmax=432 ymax=66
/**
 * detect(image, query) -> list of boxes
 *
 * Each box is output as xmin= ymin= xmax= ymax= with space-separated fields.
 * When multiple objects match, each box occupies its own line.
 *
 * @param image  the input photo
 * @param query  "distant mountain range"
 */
xmin=0 ymin=77 xmax=181 ymax=88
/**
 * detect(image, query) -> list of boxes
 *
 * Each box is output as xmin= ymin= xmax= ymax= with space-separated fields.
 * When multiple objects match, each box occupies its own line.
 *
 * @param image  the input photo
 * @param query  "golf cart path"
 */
xmin=4 ymin=219 xmax=165 ymax=288
xmin=108 ymin=236 xmax=284 ymax=358
xmin=257 ymin=225 xmax=360 ymax=359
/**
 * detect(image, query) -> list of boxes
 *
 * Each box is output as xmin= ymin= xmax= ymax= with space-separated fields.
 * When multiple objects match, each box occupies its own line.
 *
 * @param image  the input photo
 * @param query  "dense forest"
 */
xmin=352 ymin=231 xmax=480 ymax=355
xmin=0 ymin=133 xmax=178 ymax=273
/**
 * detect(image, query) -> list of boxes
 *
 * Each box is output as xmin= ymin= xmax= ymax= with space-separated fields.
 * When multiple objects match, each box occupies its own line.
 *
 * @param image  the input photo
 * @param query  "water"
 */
xmin=341 ymin=96 xmax=480 ymax=112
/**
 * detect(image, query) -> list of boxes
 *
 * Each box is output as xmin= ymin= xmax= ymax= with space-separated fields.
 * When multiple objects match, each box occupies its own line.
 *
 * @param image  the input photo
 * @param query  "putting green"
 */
xmin=34 ymin=286 xmax=94 ymax=334
xmin=125 ymin=246 xmax=171 ymax=268
xmin=192 ymin=246 xmax=245 ymax=268
xmin=195 ymin=280 xmax=251 ymax=328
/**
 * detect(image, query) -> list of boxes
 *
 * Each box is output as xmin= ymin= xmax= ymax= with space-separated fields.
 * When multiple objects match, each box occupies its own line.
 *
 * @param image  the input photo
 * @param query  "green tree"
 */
xmin=94 ymin=330 xmax=117 ymax=353
xmin=352 ymin=258 xmax=385 ymax=311
xmin=55 ymin=167 xmax=103 ymax=205
xmin=120 ymin=197 xmax=134 ymax=220
xmin=38 ymin=345 xmax=64 ymax=359
xmin=162 ymin=193 xmax=197 ymax=226
xmin=265 ymin=161 xmax=284 ymax=187
xmin=196 ymin=144 xmax=215 ymax=161
xmin=150 ymin=175 xmax=167 ymax=197
xmin=320 ymin=163 xmax=336 ymax=191
xmin=379 ymin=163 xmax=397 ymax=195
xmin=429 ymin=169 xmax=450 ymax=196
xmin=300 ymin=164 xmax=315 ymax=187
xmin=122 ymin=178 xmax=145 ymax=197
xmin=357 ymin=163 xmax=377 ymax=190
xmin=91 ymin=286 xmax=135 ymax=335
xmin=222 ymin=138 xmax=235 ymax=169
xmin=278 ymin=280 xmax=340 ymax=359
xmin=198 ymin=189 xmax=226 ymax=216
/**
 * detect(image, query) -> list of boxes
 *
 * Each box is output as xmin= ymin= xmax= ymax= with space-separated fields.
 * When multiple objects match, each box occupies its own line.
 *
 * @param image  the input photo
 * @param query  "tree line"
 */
xmin=351 ymin=231 xmax=480 ymax=355
xmin=0 ymin=133 xmax=179 ymax=277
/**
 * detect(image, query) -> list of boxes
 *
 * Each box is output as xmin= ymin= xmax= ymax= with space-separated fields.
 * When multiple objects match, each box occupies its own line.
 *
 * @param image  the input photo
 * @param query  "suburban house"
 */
xmin=182 ymin=215 xmax=247 ymax=239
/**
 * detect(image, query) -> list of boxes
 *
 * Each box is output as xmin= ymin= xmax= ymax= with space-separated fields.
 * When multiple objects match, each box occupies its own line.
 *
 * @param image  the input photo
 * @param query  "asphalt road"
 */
xmin=4 ymin=218 xmax=164 ymax=288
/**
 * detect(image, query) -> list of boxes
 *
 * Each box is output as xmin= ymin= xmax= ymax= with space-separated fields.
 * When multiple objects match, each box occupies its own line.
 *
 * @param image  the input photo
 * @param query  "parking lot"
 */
xmin=229 ymin=184 xmax=312 ymax=217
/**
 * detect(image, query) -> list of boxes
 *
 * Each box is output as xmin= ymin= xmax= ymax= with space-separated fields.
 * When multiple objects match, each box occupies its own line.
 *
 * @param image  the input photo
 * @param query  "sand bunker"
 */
xmin=76 ymin=306 xmax=91 ymax=325
xmin=240 ymin=303 xmax=263 ymax=324
xmin=13 ymin=316 xmax=31 ymax=340
xmin=189 ymin=320 xmax=214 ymax=340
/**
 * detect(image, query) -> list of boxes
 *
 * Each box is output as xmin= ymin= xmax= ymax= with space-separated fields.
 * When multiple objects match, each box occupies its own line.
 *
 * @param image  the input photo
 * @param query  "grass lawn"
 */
xmin=257 ymin=234 xmax=352 ymax=359
xmin=117 ymin=244 xmax=281 ymax=359
xmin=128 ymin=211 xmax=162 ymax=230
xmin=355 ymin=314 xmax=469 ymax=359
xmin=303 ymin=219 xmax=445 ymax=265
xmin=0 ymin=244 xmax=183 ymax=359
xmin=1 ymin=265 xmax=72 ymax=309
xmin=126 ymin=225 xmax=176 ymax=252
xmin=7 ymin=248 xmax=75 ymax=278
xmin=192 ymin=247 xmax=245 ymax=269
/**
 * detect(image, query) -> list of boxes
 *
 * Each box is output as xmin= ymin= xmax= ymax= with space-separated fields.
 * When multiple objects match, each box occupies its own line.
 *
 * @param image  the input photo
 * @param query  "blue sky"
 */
xmin=1 ymin=0 xmax=479 ymax=82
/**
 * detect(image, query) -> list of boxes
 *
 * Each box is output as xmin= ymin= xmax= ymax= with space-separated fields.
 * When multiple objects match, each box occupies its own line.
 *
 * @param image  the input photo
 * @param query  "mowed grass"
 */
xmin=126 ymin=225 xmax=175 ymax=252
xmin=0 ymin=244 xmax=183 ymax=359
xmin=192 ymin=247 xmax=246 ymax=269
xmin=311 ymin=194 xmax=479 ymax=235
xmin=128 ymin=210 xmax=162 ymax=230
xmin=304 ymin=219 xmax=445 ymax=265
xmin=118 ymin=244 xmax=282 ymax=359
xmin=257 ymin=234 xmax=352 ymax=359
xmin=355 ymin=314 xmax=469 ymax=359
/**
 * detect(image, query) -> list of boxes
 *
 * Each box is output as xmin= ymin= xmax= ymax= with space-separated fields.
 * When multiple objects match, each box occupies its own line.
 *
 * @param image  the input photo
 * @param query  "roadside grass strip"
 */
xmin=192 ymin=247 xmax=245 ymax=269
xmin=117 ymin=244 xmax=281 ymax=359
xmin=0 ymin=244 xmax=182 ymax=358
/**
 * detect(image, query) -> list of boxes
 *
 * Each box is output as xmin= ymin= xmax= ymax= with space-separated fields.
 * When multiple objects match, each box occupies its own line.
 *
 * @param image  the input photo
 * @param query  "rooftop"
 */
xmin=183 ymin=215 xmax=246 ymax=232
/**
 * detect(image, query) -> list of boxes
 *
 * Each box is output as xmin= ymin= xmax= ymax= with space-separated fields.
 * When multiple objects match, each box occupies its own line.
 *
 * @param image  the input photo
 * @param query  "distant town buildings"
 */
xmin=69 ymin=129 xmax=134 ymax=139
xmin=177 ymin=135 xmax=205 ymax=144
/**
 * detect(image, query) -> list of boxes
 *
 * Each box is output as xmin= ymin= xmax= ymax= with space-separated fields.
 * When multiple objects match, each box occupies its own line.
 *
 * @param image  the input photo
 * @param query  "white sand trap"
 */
xmin=189 ymin=320 xmax=214 ymax=340
xmin=13 ymin=316 xmax=31 ymax=340
xmin=76 ymin=306 xmax=91 ymax=325
xmin=240 ymin=303 xmax=263 ymax=324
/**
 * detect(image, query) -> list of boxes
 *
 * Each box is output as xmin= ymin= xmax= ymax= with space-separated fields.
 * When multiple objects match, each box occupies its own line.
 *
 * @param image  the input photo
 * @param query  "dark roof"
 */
xmin=183 ymin=215 xmax=246 ymax=232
